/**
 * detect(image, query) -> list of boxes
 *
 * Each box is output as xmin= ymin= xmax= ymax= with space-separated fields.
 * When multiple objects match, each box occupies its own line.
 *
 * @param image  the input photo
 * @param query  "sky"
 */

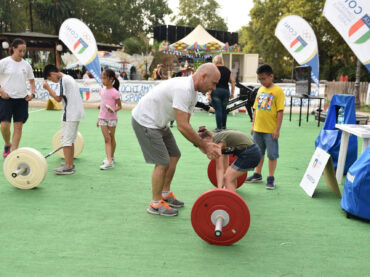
xmin=165 ymin=0 xmax=254 ymax=32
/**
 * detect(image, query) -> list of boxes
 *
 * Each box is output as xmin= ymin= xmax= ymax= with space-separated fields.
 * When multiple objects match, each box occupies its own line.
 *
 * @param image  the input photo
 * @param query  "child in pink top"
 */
xmin=97 ymin=68 xmax=122 ymax=170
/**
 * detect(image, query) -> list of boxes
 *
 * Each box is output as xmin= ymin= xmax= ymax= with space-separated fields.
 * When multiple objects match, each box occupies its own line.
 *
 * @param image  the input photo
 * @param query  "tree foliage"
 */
xmin=172 ymin=0 xmax=227 ymax=31
xmin=239 ymin=0 xmax=369 ymax=81
xmin=0 ymin=0 xmax=171 ymax=44
xmin=33 ymin=0 xmax=74 ymax=34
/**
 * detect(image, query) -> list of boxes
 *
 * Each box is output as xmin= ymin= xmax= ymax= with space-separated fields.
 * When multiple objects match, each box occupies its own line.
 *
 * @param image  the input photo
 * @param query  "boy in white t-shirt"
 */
xmin=42 ymin=64 xmax=85 ymax=175
xmin=132 ymin=63 xmax=222 ymax=217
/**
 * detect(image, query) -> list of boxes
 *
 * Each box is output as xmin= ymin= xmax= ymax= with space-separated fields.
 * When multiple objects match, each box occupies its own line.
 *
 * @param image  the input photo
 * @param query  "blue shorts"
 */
xmin=231 ymin=144 xmax=261 ymax=172
xmin=253 ymin=131 xmax=279 ymax=159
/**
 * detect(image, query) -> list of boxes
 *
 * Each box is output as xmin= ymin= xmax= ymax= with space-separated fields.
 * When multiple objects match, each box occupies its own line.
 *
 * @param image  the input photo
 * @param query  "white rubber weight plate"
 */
xmin=3 ymin=147 xmax=48 ymax=189
xmin=52 ymin=130 xmax=84 ymax=158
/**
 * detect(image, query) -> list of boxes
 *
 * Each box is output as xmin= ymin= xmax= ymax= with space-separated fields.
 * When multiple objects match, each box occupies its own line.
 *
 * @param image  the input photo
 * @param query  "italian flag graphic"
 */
xmin=79 ymin=88 xmax=90 ymax=101
xmin=290 ymin=36 xmax=307 ymax=53
xmin=73 ymin=38 xmax=88 ymax=54
xmin=348 ymin=14 xmax=370 ymax=44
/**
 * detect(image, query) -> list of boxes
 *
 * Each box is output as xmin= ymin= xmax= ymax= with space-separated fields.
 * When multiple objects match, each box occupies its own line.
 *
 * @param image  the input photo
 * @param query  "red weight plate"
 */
xmin=191 ymin=189 xmax=250 ymax=245
xmin=207 ymin=154 xmax=247 ymax=188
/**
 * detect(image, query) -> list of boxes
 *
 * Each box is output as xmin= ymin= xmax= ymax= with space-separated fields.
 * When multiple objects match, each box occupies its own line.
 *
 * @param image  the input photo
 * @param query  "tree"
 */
xmin=172 ymin=0 xmax=228 ymax=31
xmin=0 ymin=0 xmax=29 ymax=33
xmin=123 ymin=34 xmax=151 ymax=55
xmin=1 ymin=0 xmax=171 ymax=45
xmin=74 ymin=0 xmax=171 ymax=44
xmin=238 ymin=0 xmax=363 ymax=81
xmin=33 ymin=0 xmax=74 ymax=34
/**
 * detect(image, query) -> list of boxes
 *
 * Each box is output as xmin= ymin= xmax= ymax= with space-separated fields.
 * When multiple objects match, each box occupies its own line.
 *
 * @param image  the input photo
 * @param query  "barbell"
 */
xmin=3 ymin=132 xmax=84 ymax=190
xmin=191 ymin=188 xmax=250 ymax=245
xmin=207 ymin=154 xmax=247 ymax=189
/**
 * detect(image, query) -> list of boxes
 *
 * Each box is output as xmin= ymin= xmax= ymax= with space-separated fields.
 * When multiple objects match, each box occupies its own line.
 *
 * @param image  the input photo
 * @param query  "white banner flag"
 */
xmin=275 ymin=15 xmax=320 ymax=87
xmin=59 ymin=18 xmax=102 ymax=86
xmin=323 ymin=0 xmax=370 ymax=72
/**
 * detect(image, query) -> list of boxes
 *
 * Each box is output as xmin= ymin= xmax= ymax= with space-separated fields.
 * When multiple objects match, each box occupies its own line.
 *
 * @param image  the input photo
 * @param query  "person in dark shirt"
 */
xmin=211 ymin=55 xmax=235 ymax=130
xmin=154 ymin=64 xmax=167 ymax=80
xmin=197 ymin=126 xmax=261 ymax=192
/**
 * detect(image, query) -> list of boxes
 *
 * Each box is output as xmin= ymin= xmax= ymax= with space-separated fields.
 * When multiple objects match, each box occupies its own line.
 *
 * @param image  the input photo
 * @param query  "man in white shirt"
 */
xmin=132 ymin=63 xmax=221 ymax=216
xmin=42 ymin=64 xmax=85 ymax=175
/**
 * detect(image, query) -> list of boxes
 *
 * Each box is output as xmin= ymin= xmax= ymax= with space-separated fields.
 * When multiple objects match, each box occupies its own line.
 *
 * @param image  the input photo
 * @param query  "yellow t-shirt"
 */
xmin=252 ymin=85 xmax=285 ymax=133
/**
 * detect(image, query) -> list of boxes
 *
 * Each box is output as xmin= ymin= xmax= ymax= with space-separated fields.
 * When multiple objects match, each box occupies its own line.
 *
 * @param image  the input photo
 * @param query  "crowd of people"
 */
xmin=0 ymin=38 xmax=285 ymax=217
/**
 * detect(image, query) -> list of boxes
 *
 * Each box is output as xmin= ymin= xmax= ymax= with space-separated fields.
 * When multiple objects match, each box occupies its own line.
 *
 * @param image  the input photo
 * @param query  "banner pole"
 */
xmin=355 ymin=58 xmax=361 ymax=109
xmin=291 ymin=58 xmax=294 ymax=82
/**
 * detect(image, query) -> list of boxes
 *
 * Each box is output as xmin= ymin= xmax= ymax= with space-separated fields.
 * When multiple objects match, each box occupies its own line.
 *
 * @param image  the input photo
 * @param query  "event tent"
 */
xmin=160 ymin=25 xmax=239 ymax=54
xmin=172 ymin=24 xmax=224 ymax=51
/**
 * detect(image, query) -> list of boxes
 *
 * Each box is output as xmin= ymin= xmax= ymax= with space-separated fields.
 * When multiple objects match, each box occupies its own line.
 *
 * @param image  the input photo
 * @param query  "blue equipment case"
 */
xmin=340 ymin=146 xmax=370 ymax=221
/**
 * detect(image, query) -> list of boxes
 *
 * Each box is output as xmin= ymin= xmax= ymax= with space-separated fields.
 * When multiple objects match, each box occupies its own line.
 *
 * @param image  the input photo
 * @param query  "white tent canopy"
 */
xmin=176 ymin=25 xmax=225 ymax=47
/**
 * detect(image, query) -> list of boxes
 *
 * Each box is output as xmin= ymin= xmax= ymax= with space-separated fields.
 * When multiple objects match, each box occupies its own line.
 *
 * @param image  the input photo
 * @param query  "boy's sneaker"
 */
xmin=54 ymin=165 xmax=75 ymax=175
xmin=266 ymin=176 xmax=275 ymax=190
xmin=100 ymin=161 xmax=114 ymax=170
xmin=245 ymin=172 xmax=263 ymax=183
xmin=60 ymin=162 xmax=75 ymax=170
xmin=3 ymin=144 xmax=11 ymax=158
xmin=162 ymin=192 xmax=184 ymax=208
xmin=147 ymin=200 xmax=178 ymax=216
xmin=102 ymin=157 xmax=115 ymax=164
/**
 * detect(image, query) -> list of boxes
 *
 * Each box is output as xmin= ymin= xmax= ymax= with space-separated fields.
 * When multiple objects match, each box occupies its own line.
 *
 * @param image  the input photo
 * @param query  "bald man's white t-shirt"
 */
xmin=132 ymin=76 xmax=198 ymax=129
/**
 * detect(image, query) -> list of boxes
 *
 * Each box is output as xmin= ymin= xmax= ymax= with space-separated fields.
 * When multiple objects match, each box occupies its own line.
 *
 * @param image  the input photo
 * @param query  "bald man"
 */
xmin=132 ymin=63 xmax=221 ymax=216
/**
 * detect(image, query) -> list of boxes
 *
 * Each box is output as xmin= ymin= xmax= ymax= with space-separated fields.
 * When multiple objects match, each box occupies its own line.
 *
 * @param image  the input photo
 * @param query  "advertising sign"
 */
xmin=275 ymin=15 xmax=320 ymax=87
xmin=323 ymin=0 xmax=370 ymax=72
xmin=59 ymin=18 xmax=102 ymax=86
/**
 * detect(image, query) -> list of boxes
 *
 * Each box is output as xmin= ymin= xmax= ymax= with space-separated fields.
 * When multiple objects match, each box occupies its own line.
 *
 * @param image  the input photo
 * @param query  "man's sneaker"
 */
xmin=100 ymin=161 xmax=114 ymax=170
xmin=162 ymin=192 xmax=184 ymax=208
xmin=60 ymin=162 xmax=75 ymax=170
xmin=245 ymin=172 xmax=263 ymax=183
xmin=3 ymin=144 xmax=11 ymax=158
xmin=266 ymin=176 xmax=275 ymax=190
xmin=102 ymin=157 xmax=115 ymax=164
xmin=54 ymin=165 xmax=75 ymax=175
xmin=147 ymin=200 xmax=178 ymax=216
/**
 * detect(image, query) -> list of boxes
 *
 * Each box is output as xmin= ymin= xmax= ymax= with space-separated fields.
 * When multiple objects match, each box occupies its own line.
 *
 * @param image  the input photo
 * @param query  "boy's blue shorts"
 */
xmin=231 ymin=144 xmax=261 ymax=172
xmin=253 ymin=131 xmax=279 ymax=159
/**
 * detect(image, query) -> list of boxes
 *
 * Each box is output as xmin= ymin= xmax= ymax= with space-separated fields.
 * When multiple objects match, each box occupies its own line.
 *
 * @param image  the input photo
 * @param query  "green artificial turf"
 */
xmin=0 ymin=108 xmax=369 ymax=277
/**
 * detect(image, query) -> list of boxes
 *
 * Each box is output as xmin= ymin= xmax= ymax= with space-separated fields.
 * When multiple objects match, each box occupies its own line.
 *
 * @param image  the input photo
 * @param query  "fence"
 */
xmin=325 ymin=81 xmax=369 ymax=105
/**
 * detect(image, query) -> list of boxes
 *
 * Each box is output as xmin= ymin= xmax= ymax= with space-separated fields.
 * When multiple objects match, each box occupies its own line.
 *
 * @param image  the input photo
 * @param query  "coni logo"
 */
xmin=73 ymin=38 xmax=89 ymax=54
xmin=348 ymin=14 xmax=370 ymax=44
xmin=290 ymin=35 xmax=307 ymax=53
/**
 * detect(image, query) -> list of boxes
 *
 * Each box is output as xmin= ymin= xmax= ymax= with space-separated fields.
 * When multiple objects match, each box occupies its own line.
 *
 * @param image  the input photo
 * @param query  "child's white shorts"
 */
xmin=61 ymin=121 xmax=80 ymax=147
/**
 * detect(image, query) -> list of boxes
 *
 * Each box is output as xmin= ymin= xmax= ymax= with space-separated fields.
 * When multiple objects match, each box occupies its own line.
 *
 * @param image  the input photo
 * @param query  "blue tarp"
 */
xmin=341 ymin=146 xmax=370 ymax=220
xmin=315 ymin=94 xmax=357 ymax=174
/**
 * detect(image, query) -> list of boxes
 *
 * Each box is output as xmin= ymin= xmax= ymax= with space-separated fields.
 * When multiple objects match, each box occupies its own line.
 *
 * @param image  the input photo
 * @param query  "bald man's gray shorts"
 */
xmin=132 ymin=117 xmax=181 ymax=165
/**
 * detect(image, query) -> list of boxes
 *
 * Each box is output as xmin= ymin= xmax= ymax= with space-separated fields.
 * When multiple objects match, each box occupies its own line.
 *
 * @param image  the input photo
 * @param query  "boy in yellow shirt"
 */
xmin=246 ymin=64 xmax=285 ymax=189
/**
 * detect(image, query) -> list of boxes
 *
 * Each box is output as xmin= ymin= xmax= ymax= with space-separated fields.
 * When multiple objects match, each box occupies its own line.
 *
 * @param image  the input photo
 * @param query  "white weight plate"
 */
xmin=3 ymin=147 xmax=48 ymax=189
xmin=52 ymin=130 xmax=84 ymax=158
